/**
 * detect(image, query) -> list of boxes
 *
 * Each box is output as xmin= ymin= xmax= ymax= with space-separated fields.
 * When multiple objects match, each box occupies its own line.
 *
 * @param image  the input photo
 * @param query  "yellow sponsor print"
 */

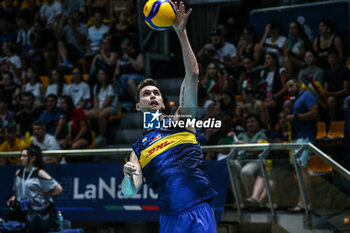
xmin=140 ymin=131 xmax=197 ymax=168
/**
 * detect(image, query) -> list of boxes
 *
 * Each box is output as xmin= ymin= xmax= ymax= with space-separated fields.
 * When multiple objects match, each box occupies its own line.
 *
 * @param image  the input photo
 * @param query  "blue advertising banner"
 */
xmin=250 ymin=0 xmax=349 ymax=55
xmin=0 ymin=161 xmax=229 ymax=222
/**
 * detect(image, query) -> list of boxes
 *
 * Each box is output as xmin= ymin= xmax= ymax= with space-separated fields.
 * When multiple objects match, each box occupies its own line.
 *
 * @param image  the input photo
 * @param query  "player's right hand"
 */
xmin=123 ymin=162 xmax=139 ymax=178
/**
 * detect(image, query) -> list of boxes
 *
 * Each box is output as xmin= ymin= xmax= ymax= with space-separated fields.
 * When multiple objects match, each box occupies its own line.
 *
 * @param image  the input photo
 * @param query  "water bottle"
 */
xmin=57 ymin=211 xmax=64 ymax=231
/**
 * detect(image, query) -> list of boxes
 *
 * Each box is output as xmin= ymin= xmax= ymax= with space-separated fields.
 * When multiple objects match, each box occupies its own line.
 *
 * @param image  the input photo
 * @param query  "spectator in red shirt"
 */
xmin=57 ymin=95 xmax=92 ymax=151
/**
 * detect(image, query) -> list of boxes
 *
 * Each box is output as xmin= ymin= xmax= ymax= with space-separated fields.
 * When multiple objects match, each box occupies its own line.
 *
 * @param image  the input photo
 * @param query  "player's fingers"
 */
xmin=174 ymin=1 xmax=178 ymax=9
xmin=186 ymin=8 xmax=192 ymax=16
xmin=180 ymin=1 xmax=185 ymax=13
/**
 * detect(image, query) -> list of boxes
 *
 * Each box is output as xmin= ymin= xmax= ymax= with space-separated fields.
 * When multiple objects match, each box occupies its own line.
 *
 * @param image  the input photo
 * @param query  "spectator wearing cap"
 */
xmin=197 ymin=28 xmax=238 ymax=70
xmin=32 ymin=120 xmax=61 ymax=164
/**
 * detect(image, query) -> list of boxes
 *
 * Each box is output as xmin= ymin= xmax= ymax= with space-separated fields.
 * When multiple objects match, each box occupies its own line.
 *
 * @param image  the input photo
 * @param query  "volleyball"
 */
xmin=143 ymin=0 xmax=177 ymax=31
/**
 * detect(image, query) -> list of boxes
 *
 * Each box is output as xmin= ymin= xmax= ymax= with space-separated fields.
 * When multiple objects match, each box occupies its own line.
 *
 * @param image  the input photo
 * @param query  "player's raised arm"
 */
xmin=172 ymin=1 xmax=198 ymax=121
xmin=121 ymin=150 xmax=143 ymax=198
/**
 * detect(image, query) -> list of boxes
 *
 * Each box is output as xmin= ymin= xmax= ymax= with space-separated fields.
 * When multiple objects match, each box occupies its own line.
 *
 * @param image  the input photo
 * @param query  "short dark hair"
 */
xmin=46 ymin=94 xmax=58 ymax=102
xmin=33 ymin=120 xmax=46 ymax=129
xmin=136 ymin=78 xmax=160 ymax=102
xmin=327 ymin=48 xmax=339 ymax=57
xmin=22 ymin=92 xmax=35 ymax=100
xmin=4 ymin=123 xmax=16 ymax=133
xmin=244 ymin=113 xmax=262 ymax=129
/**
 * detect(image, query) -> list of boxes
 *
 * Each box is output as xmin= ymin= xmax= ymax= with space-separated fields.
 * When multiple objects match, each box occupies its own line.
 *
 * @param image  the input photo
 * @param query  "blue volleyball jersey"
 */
xmin=132 ymin=118 xmax=217 ymax=214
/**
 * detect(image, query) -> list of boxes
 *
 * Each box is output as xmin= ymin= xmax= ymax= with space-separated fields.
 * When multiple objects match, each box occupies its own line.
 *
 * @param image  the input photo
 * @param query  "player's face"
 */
xmin=137 ymin=86 xmax=165 ymax=112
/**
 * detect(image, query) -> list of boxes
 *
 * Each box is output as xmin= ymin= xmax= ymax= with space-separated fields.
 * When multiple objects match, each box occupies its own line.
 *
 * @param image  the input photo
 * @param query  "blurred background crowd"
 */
xmin=0 ymin=0 xmax=347 ymax=166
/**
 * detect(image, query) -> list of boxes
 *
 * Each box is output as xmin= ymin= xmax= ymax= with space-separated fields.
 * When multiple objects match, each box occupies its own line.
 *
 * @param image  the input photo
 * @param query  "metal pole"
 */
xmin=225 ymin=148 xmax=243 ymax=221
xmin=258 ymin=147 xmax=276 ymax=221
xmin=291 ymin=145 xmax=312 ymax=228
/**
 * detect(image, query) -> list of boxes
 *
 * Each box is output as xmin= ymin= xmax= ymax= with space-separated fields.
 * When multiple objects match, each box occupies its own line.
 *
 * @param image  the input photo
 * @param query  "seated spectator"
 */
xmin=114 ymin=37 xmax=145 ymax=102
xmin=0 ymin=96 xmax=15 ymax=128
xmin=57 ymin=95 xmax=92 ymax=153
xmin=15 ymin=92 xmax=42 ymax=137
xmin=237 ymin=56 xmax=262 ymax=94
xmin=45 ymin=68 xmax=69 ymax=102
xmin=1 ymin=42 xmax=23 ymax=85
xmin=32 ymin=120 xmax=61 ymax=164
xmin=322 ymin=49 xmax=350 ymax=121
xmin=283 ymin=21 xmax=311 ymax=78
xmin=200 ymin=62 xmax=232 ymax=100
xmin=57 ymin=10 xmax=87 ymax=68
xmin=5 ymin=145 xmax=62 ymax=223
xmin=236 ymin=25 xmax=261 ymax=66
xmin=260 ymin=53 xmax=287 ymax=116
xmin=66 ymin=67 xmax=91 ymax=109
xmin=110 ymin=8 xmax=138 ymax=52
xmin=61 ymin=0 xmax=85 ymax=18
xmin=15 ymin=14 xmax=34 ymax=52
xmin=89 ymin=36 xmax=117 ymax=87
xmin=196 ymin=85 xmax=214 ymax=121
xmin=0 ymin=18 xmax=16 ymax=48
xmin=22 ymin=67 xmax=45 ymax=107
xmin=39 ymin=94 xmax=62 ymax=135
xmin=233 ymin=114 xmax=268 ymax=198
xmin=0 ymin=72 xmax=20 ymax=111
xmin=40 ymin=0 xmax=62 ymax=29
xmin=257 ymin=21 xmax=286 ymax=66
xmin=313 ymin=18 xmax=343 ymax=69
xmin=27 ymin=20 xmax=56 ymax=74
xmin=85 ymin=69 xmax=119 ymax=145
xmin=204 ymin=91 xmax=237 ymax=142
xmin=297 ymin=50 xmax=324 ymax=85
xmin=236 ymin=87 xmax=269 ymax=127
xmin=0 ymin=123 xmax=31 ymax=165
xmin=246 ymin=112 xmax=290 ymax=205
xmin=86 ymin=10 xmax=110 ymax=55
xmin=197 ymin=28 xmax=237 ymax=70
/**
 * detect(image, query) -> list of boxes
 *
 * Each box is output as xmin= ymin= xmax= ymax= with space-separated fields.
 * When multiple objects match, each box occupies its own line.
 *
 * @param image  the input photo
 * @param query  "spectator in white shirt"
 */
xmin=86 ymin=11 xmax=110 ymax=54
xmin=197 ymin=28 xmax=238 ymax=70
xmin=85 ymin=68 xmax=119 ymax=145
xmin=32 ymin=120 xmax=62 ymax=164
xmin=67 ymin=67 xmax=91 ymax=109
xmin=40 ymin=0 xmax=62 ymax=28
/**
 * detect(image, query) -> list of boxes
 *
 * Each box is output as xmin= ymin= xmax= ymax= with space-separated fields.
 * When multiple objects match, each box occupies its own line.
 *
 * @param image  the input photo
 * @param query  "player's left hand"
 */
xmin=172 ymin=1 xmax=192 ymax=31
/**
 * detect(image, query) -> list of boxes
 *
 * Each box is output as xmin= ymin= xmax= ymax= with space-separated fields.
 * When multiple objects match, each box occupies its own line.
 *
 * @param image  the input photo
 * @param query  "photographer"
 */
xmin=5 ymin=145 xmax=62 ymax=223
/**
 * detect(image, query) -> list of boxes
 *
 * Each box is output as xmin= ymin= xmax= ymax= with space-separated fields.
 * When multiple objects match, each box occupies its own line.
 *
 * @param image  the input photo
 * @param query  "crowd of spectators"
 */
xmin=0 ymin=0 xmax=144 ymax=160
xmin=0 ymin=0 xmax=348 ymax=175
xmin=196 ymin=17 xmax=349 ymax=210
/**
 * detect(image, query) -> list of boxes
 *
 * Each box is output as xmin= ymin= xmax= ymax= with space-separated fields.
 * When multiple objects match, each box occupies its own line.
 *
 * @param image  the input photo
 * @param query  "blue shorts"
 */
xmin=159 ymin=201 xmax=216 ymax=233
